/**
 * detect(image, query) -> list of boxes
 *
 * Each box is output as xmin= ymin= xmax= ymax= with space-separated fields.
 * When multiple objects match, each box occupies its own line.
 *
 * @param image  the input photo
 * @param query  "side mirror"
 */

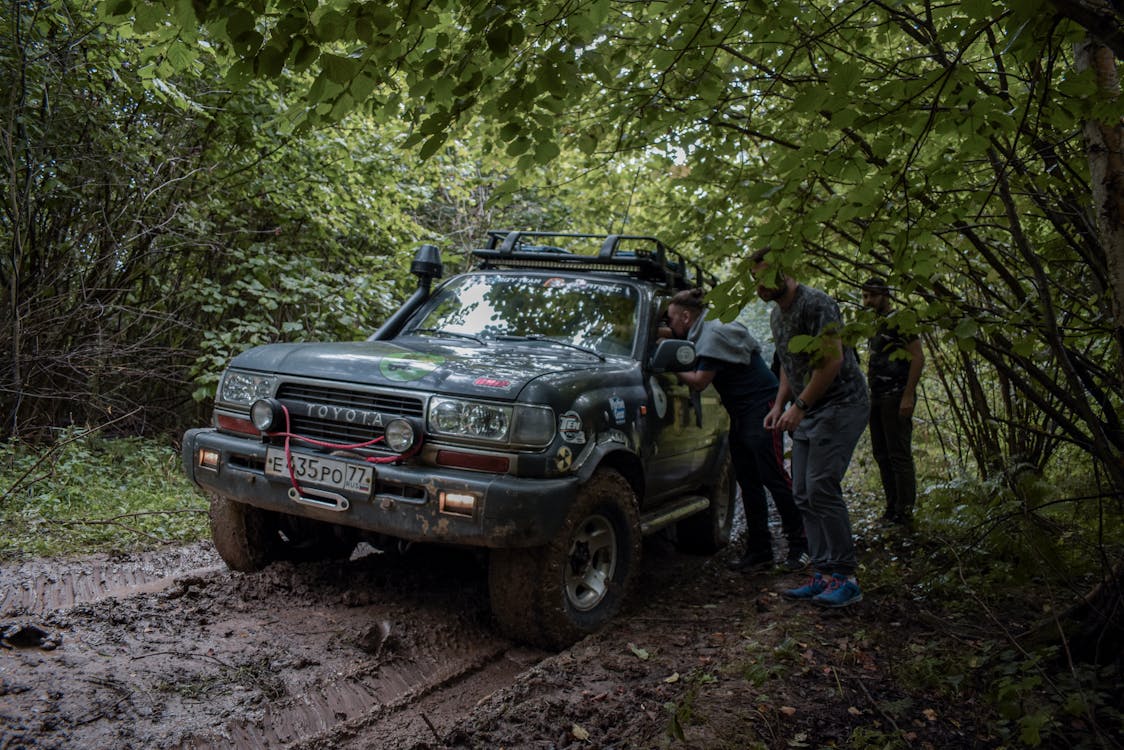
xmin=649 ymin=339 xmax=697 ymax=373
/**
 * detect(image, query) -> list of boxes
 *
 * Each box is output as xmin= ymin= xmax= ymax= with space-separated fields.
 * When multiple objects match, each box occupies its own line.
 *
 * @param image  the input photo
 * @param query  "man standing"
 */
xmin=664 ymin=288 xmax=809 ymax=573
xmin=861 ymin=277 xmax=924 ymax=527
xmin=751 ymin=250 xmax=869 ymax=608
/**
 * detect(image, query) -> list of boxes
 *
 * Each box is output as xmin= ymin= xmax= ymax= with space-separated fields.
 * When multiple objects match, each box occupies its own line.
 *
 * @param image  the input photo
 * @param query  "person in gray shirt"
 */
xmin=751 ymin=249 xmax=868 ymax=608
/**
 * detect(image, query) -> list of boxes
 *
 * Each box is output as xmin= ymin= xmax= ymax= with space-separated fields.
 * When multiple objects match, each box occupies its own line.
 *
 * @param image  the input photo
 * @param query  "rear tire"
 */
xmin=489 ymin=468 xmax=641 ymax=649
xmin=676 ymin=450 xmax=735 ymax=554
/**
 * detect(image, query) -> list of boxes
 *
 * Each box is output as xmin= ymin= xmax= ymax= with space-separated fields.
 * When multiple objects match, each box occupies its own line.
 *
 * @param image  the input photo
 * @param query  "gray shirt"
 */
xmin=770 ymin=284 xmax=867 ymax=411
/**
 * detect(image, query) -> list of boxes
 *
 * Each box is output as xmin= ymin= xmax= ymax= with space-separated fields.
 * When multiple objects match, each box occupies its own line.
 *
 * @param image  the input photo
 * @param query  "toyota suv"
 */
xmin=182 ymin=231 xmax=734 ymax=648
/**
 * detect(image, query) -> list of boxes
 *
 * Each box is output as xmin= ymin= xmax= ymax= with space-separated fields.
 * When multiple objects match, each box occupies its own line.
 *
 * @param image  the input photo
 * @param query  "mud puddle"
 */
xmin=0 ymin=543 xmax=547 ymax=749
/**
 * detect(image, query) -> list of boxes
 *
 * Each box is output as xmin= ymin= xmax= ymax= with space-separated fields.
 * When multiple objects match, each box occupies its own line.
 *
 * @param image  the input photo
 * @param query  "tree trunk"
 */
xmin=1076 ymin=36 xmax=1124 ymax=395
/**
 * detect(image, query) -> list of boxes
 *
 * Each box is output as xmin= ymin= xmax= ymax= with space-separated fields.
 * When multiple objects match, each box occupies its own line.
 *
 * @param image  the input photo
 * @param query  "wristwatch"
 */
xmin=793 ymin=396 xmax=809 ymax=411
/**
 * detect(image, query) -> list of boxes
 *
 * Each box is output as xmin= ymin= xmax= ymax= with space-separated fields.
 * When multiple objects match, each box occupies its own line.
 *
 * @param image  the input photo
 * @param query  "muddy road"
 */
xmin=0 ymin=542 xmax=549 ymax=749
xmin=1 ymin=524 xmax=984 ymax=750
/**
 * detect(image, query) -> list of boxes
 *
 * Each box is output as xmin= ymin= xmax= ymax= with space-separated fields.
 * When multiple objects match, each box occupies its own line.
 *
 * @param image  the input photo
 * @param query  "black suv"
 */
xmin=182 ymin=231 xmax=734 ymax=648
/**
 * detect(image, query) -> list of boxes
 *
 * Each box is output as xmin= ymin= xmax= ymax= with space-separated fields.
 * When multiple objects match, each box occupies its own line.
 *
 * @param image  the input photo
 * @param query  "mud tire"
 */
xmin=489 ymin=468 xmax=641 ymax=650
xmin=209 ymin=494 xmax=280 ymax=572
xmin=675 ymin=450 xmax=735 ymax=554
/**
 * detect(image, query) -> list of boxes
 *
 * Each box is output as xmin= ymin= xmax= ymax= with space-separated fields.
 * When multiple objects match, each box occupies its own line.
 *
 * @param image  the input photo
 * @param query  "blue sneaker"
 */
xmin=782 ymin=572 xmax=827 ymax=600
xmin=813 ymin=574 xmax=863 ymax=608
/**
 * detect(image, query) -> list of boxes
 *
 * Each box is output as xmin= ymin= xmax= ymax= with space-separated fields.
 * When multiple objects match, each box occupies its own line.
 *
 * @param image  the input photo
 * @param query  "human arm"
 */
xmin=676 ymin=368 xmax=715 ymax=392
xmin=774 ymin=334 xmax=844 ymax=432
xmin=764 ymin=367 xmax=793 ymax=430
xmin=899 ymin=337 xmax=924 ymax=416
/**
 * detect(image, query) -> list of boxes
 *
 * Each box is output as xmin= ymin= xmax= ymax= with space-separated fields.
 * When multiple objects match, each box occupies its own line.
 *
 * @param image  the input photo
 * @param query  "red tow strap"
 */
xmin=267 ymin=403 xmax=422 ymax=498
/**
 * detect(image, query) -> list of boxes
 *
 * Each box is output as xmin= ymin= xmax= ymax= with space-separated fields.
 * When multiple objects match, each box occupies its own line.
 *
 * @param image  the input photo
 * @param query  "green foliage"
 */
xmin=1 ymin=2 xmax=431 ymax=432
xmin=0 ymin=431 xmax=208 ymax=559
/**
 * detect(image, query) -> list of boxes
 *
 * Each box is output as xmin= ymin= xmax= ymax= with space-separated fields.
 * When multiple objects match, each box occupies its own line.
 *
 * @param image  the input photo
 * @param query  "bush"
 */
xmin=0 ymin=430 xmax=208 ymax=560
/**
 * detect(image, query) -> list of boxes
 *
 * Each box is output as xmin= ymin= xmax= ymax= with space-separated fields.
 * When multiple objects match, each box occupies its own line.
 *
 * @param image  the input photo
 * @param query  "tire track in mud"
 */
xmin=0 ymin=544 xmax=224 ymax=617
xmin=177 ymin=638 xmax=539 ymax=750
xmin=0 ymin=544 xmax=547 ymax=750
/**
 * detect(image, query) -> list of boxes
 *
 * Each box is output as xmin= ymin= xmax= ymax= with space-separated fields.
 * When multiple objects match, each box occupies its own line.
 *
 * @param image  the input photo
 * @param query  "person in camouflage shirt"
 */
xmin=751 ymin=249 xmax=868 ymax=608
xmin=861 ymin=277 xmax=924 ymax=527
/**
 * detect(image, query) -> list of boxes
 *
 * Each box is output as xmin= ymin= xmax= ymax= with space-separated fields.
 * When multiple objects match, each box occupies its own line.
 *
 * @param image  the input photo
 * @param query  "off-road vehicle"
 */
xmin=182 ymin=231 xmax=734 ymax=648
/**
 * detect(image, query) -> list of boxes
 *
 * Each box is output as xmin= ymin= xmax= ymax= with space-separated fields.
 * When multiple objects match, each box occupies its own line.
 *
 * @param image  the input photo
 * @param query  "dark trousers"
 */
xmin=868 ymin=393 xmax=916 ymax=521
xmin=730 ymin=410 xmax=805 ymax=557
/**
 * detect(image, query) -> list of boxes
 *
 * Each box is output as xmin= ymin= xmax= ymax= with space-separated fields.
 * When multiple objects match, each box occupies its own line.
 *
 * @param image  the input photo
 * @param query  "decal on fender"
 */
xmin=559 ymin=410 xmax=586 ymax=444
xmin=609 ymin=395 xmax=626 ymax=425
xmin=649 ymin=376 xmax=668 ymax=419
xmin=599 ymin=429 xmax=627 ymax=446
xmin=554 ymin=445 xmax=574 ymax=472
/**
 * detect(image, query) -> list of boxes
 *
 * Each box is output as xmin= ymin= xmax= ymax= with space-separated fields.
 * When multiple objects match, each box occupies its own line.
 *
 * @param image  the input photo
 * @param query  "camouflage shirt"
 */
xmin=867 ymin=312 xmax=918 ymax=397
xmin=770 ymin=284 xmax=867 ymax=411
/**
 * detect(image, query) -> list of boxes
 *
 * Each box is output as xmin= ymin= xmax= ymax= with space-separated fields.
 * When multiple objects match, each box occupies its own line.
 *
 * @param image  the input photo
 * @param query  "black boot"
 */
xmin=727 ymin=549 xmax=774 ymax=572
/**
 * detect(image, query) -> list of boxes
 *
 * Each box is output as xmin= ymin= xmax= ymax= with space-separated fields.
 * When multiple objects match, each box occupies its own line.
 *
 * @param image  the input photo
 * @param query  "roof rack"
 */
xmin=472 ymin=231 xmax=710 ymax=290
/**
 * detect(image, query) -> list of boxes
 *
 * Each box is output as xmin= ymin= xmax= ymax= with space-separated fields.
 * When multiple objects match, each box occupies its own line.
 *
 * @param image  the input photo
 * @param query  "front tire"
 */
xmin=209 ymin=494 xmax=279 ymax=572
xmin=489 ymin=468 xmax=642 ymax=649
xmin=209 ymin=496 xmax=357 ymax=571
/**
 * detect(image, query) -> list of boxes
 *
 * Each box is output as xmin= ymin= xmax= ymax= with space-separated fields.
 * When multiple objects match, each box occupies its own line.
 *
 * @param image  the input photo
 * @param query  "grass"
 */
xmin=0 ymin=428 xmax=209 ymax=560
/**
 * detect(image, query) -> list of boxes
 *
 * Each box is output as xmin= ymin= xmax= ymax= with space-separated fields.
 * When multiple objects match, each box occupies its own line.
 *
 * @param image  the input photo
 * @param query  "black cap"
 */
xmin=861 ymin=277 xmax=889 ymax=295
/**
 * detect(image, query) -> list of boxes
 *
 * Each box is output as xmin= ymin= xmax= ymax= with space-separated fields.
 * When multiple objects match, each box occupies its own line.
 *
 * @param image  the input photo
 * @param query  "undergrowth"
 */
xmin=849 ymin=466 xmax=1124 ymax=750
xmin=0 ymin=429 xmax=208 ymax=560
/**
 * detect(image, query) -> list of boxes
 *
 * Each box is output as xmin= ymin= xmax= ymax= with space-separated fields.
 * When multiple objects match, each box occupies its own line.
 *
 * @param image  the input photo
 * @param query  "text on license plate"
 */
xmin=265 ymin=449 xmax=373 ymax=494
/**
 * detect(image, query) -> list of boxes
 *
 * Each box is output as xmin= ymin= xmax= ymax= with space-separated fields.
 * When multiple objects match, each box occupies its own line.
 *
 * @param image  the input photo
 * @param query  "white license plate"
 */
xmin=265 ymin=448 xmax=374 ymax=494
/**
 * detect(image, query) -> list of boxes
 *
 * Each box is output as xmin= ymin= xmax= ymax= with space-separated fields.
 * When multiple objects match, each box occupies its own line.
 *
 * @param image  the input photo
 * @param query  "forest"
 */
xmin=1 ymin=1 xmax=1123 ymax=747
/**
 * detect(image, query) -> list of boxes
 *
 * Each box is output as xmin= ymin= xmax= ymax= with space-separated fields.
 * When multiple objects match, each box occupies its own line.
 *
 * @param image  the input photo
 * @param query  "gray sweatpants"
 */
xmin=791 ymin=399 xmax=868 ymax=576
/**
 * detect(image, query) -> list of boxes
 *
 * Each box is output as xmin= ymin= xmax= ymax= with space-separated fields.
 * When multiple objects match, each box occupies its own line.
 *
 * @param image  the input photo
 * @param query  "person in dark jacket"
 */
xmin=861 ymin=277 xmax=924 ymax=526
xmin=665 ymin=288 xmax=809 ymax=572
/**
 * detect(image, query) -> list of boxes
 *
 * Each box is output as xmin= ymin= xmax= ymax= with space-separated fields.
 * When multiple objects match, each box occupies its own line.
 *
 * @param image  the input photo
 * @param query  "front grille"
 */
xmin=275 ymin=382 xmax=425 ymax=447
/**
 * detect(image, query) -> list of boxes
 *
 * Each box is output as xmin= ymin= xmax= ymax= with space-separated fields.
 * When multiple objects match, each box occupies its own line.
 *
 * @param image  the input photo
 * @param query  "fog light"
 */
xmin=384 ymin=419 xmax=416 ymax=452
xmin=251 ymin=399 xmax=285 ymax=432
xmin=440 ymin=491 xmax=478 ymax=516
xmin=199 ymin=448 xmax=220 ymax=469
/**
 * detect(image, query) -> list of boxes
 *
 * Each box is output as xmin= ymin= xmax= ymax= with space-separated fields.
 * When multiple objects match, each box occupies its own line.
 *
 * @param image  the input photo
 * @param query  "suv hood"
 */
xmin=230 ymin=339 xmax=617 ymax=399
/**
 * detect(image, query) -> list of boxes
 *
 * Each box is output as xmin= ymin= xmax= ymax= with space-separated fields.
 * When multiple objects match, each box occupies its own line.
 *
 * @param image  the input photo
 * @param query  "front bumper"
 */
xmin=182 ymin=428 xmax=578 ymax=548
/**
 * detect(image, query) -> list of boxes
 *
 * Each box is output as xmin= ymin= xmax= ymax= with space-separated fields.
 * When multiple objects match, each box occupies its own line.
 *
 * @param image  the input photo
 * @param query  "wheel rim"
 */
xmin=564 ymin=513 xmax=617 ymax=612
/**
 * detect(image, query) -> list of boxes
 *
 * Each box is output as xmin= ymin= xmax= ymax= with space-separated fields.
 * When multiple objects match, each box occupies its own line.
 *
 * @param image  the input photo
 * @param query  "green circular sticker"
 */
xmin=379 ymin=352 xmax=445 ymax=381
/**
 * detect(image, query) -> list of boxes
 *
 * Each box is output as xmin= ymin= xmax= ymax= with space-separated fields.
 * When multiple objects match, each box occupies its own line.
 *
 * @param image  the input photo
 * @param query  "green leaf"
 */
xmin=321 ymin=53 xmax=359 ymax=84
xmin=788 ymin=334 xmax=817 ymax=354
xmin=628 ymin=643 xmax=650 ymax=660
xmin=418 ymin=132 xmax=448 ymax=159
xmin=313 ymin=9 xmax=347 ymax=42
xmin=533 ymin=139 xmax=560 ymax=164
xmin=292 ymin=39 xmax=320 ymax=70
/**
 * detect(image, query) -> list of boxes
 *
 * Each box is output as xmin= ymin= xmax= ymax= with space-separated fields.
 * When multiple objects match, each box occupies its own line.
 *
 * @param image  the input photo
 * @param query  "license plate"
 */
xmin=265 ymin=448 xmax=374 ymax=494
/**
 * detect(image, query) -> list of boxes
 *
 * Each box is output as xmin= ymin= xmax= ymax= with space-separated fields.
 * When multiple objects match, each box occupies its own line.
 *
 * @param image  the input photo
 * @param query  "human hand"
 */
xmin=776 ymin=404 xmax=805 ymax=432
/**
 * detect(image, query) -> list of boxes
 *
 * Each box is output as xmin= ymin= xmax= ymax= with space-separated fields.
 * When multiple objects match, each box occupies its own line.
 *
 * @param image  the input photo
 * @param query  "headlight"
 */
xmin=427 ymin=398 xmax=554 ymax=447
xmin=250 ymin=399 xmax=285 ymax=432
xmin=218 ymin=370 xmax=277 ymax=407
xmin=384 ymin=419 xmax=417 ymax=452
xmin=429 ymin=398 xmax=510 ymax=440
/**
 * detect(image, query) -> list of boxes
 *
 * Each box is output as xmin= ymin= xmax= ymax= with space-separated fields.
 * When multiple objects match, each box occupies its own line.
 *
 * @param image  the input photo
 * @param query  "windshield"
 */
xmin=407 ymin=274 xmax=640 ymax=356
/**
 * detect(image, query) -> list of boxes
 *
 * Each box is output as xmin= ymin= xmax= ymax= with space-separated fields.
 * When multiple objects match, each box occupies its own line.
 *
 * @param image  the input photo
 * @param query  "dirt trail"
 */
xmin=1 ymin=543 xmax=546 ymax=749
xmin=2 ymin=524 xmax=987 ymax=749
